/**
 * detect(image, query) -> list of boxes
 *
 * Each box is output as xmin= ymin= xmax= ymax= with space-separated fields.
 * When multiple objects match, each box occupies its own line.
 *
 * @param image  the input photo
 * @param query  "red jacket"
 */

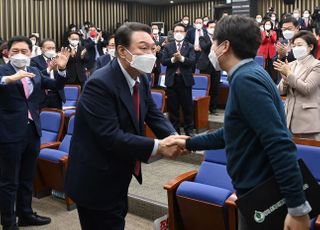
xmin=257 ymin=31 xmax=277 ymax=59
xmin=316 ymin=38 xmax=320 ymax=60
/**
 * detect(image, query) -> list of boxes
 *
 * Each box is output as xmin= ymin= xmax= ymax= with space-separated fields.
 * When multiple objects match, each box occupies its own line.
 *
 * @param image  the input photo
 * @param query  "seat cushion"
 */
xmin=39 ymin=148 xmax=68 ymax=162
xmin=296 ymin=144 xmax=320 ymax=181
xmin=64 ymin=109 xmax=76 ymax=117
xmin=177 ymin=181 xmax=232 ymax=206
xmin=205 ymin=149 xmax=227 ymax=165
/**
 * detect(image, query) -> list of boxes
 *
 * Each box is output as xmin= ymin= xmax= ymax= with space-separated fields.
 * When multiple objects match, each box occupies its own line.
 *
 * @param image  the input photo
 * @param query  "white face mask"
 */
xmin=69 ymin=40 xmax=79 ymax=47
xmin=282 ymin=30 xmax=295 ymax=40
xmin=44 ymin=50 xmax=57 ymax=59
xmin=292 ymin=46 xmax=309 ymax=59
xmin=271 ymin=16 xmax=276 ymax=21
xmin=152 ymin=29 xmax=159 ymax=35
xmin=208 ymin=44 xmax=223 ymax=71
xmin=303 ymin=13 xmax=310 ymax=18
xmin=293 ymin=13 xmax=300 ymax=19
xmin=256 ymin=18 xmax=262 ymax=23
xmin=207 ymin=28 xmax=215 ymax=35
xmin=174 ymin=32 xmax=185 ymax=41
xmin=195 ymin=24 xmax=203 ymax=30
xmin=182 ymin=20 xmax=189 ymax=25
xmin=265 ymin=25 xmax=272 ymax=31
xmin=108 ymin=48 xmax=116 ymax=57
xmin=10 ymin=53 xmax=30 ymax=68
xmin=125 ymin=49 xmax=156 ymax=74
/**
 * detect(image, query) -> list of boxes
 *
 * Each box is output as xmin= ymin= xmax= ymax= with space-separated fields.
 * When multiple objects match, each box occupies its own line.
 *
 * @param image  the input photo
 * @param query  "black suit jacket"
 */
xmin=161 ymin=41 xmax=195 ymax=87
xmin=83 ymin=38 xmax=104 ymax=69
xmin=66 ymin=45 xmax=89 ymax=84
xmin=96 ymin=54 xmax=112 ymax=70
xmin=30 ymin=55 xmax=66 ymax=102
xmin=198 ymin=34 xmax=214 ymax=72
xmin=0 ymin=63 xmax=67 ymax=143
xmin=185 ymin=28 xmax=208 ymax=45
xmin=65 ymin=59 xmax=176 ymax=210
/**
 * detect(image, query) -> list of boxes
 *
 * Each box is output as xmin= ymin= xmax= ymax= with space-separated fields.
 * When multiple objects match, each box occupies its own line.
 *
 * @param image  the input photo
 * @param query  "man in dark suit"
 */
xmin=198 ymin=20 xmax=221 ymax=115
xmin=66 ymin=31 xmax=89 ymax=88
xmin=0 ymin=36 xmax=69 ymax=230
xmin=30 ymin=39 xmax=67 ymax=109
xmin=65 ymin=22 xmax=186 ymax=230
xmin=96 ymin=35 xmax=115 ymax=70
xmin=185 ymin=17 xmax=208 ymax=69
xmin=83 ymin=25 xmax=104 ymax=75
xmin=161 ymin=23 xmax=196 ymax=136
xmin=151 ymin=24 xmax=166 ymax=86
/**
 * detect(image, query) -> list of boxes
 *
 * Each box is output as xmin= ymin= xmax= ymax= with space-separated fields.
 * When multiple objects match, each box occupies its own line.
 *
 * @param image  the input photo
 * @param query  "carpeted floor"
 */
xmin=16 ymin=196 xmax=153 ymax=230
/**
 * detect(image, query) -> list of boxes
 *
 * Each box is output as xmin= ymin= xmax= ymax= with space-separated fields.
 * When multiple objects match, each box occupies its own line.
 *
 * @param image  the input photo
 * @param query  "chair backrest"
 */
xmin=195 ymin=149 xmax=234 ymax=191
xmin=151 ymin=89 xmax=165 ymax=112
xmin=192 ymin=74 xmax=211 ymax=99
xmin=295 ymin=142 xmax=320 ymax=182
xmin=58 ymin=115 xmax=75 ymax=153
xmin=40 ymin=109 xmax=64 ymax=144
xmin=254 ymin=55 xmax=264 ymax=67
xmin=63 ymin=85 xmax=81 ymax=107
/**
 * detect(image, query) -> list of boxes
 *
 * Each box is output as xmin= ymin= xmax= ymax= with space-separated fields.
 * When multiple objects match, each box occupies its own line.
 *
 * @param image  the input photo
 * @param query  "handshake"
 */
xmin=156 ymin=135 xmax=191 ymax=159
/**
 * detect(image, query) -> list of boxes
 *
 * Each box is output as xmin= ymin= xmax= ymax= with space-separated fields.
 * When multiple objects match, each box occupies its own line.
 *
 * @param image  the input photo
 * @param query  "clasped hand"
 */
xmin=157 ymin=135 xmax=191 ymax=159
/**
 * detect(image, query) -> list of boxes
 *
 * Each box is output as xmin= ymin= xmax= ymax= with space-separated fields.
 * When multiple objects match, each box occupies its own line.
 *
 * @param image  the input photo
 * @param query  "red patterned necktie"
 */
xmin=132 ymin=81 xmax=141 ymax=177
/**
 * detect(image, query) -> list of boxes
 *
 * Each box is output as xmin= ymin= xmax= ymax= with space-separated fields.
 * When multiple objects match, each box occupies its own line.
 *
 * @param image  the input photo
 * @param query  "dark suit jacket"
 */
xmin=65 ymin=59 xmax=176 ymax=210
xmin=185 ymin=28 xmax=208 ymax=45
xmin=66 ymin=45 xmax=89 ymax=84
xmin=30 ymin=55 xmax=66 ymax=103
xmin=198 ymin=34 xmax=214 ymax=72
xmin=0 ymin=63 xmax=67 ymax=143
xmin=161 ymin=41 xmax=195 ymax=87
xmin=96 ymin=54 xmax=112 ymax=70
xmin=83 ymin=38 xmax=104 ymax=69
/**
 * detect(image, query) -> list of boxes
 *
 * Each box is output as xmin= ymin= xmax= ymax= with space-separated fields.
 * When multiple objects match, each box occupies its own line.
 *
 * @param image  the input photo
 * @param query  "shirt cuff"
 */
xmin=151 ymin=139 xmax=159 ymax=156
xmin=57 ymin=70 xmax=67 ymax=77
xmin=1 ymin=76 xmax=9 ymax=85
xmin=171 ymin=57 xmax=176 ymax=63
xmin=47 ymin=68 xmax=51 ymax=74
xmin=287 ymin=201 xmax=312 ymax=216
xmin=180 ymin=56 xmax=185 ymax=62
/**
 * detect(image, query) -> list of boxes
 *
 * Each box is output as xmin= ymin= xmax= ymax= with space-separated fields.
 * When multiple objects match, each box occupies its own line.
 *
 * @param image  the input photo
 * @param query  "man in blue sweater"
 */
xmin=169 ymin=15 xmax=311 ymax=229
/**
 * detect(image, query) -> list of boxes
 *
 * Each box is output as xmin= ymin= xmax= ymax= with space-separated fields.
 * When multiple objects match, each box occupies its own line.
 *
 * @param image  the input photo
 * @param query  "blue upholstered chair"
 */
xmin=34 ymin=115 xmax=75 ymax=210
xmin=62 ymin=84 xmax=80 ymax=118
xmin=40 ymin=109 xmax=65 ymax=145
xmin=164 ymin=149 xmax=237 ymax=230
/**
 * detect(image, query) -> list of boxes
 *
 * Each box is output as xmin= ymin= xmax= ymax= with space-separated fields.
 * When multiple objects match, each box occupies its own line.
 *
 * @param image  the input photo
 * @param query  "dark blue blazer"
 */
xmin=65 ymin=59 xmax=176 ymax=210
xmin=96 ymin=54 xmax=112 ymax=70
xmin=30 ymin=55 xmax=66 ymax=102
xmin=0 ymin=63 xmax=67 ymax=143
xmin=83 ymin=38 xmax=104 ymax=69
xmin=161 ymin=40 xmax=195 ymax=87
xmin=185 ymin=28 xmax=208 ymax=45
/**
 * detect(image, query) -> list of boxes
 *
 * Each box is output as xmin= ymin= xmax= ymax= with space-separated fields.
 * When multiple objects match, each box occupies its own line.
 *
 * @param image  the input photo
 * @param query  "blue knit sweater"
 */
xmin=186 ymin=60 xmax=306 ymax=208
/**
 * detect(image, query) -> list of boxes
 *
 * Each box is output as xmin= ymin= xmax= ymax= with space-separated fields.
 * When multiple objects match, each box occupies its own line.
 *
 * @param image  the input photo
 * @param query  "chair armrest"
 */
xmin=40 ymin=142 xmax=61 ymax=150
xmin=226 ymin=193 xmax=238 ymax=230
xmin=193 ymin=96 xmax=210 ymax=130
xmin=164 ymin=170 xmax=197 ymax=191
xmin=316 ymin=215 xmax=320 ymax=230
xmin=63 ymin=106 xmax=77 ymax=110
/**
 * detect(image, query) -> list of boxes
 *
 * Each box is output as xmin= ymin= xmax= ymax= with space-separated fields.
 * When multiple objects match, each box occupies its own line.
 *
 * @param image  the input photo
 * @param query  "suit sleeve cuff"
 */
xmin=57 ymin=70 xmax=67 ymax=77
xmin=151 ymin=139 xmax=159 ymax=156
xmin=287 ymin=201 xmax=312 ymax=216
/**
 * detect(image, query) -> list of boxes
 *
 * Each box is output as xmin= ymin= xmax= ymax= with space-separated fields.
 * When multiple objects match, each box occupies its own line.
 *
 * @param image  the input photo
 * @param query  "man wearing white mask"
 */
xmin=274 ymin=16 xmax=300 ymax=63
xmin=65 ymin=22 xmax=185 ymax=230
xmin=185 ymin=17 xmax=208 ymax=70
xmin=31 ymin=39 xmax=68 ymax=109
xmin=0 ymin=36 xmax=69 ymax=230
xmin=161 ymin=23 xmax=196 ymax=136
xmin=96 ymin=35 xmax=116 ymax=70
xmin=66 ymin=31 xmax=89 ymax=88
xmin=181 ymin=15 xmax=192 ymax=31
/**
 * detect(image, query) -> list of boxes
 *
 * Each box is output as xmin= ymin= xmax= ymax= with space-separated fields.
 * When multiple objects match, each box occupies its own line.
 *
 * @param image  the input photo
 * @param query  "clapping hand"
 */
xmin=273 ymin=59 xmax=292 ymax=78
xmin=157 ymin=135 xmax=190 ymax=159
xmin=276 ymin=42 xmax=288 ymax=59
xmin=55 ymin=47 xmax=70 ymax=70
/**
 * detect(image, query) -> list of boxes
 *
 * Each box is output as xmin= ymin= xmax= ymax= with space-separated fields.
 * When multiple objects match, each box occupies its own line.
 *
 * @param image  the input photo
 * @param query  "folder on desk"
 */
xmin=236 ymin=159 xmax=320 ymax=230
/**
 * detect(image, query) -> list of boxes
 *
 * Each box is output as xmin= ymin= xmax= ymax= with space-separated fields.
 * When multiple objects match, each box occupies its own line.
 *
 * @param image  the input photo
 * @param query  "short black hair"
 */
xmin=213 ymin=15 xmax=261 ymax=59
xmin=8 ymin=36 xmax=32 ymax=51
xmin=183 ymin=15 xmax=189 ymax=19
xmin=292 ymin=30 xmax=318 ymax=57
xmin=194 ymin=17 xmax=203 ymax=22
xmin=282 ymin=16 xmax=299 ymax=27
xmin=115 ymin=22 xmax=151 ymax=48
xmin=39 ymin=38 xmax=55 ymax=48
xmin=263 ymin=19 xmax=274 ymax=29
xmin=68 ymin=31 xmax=81 ymax=38
xmin=207 ymin=20 xmax=216 ymax=27
xmin=172 ymin=23 xmax=186 ymax=32
xmin=29 ymin=34 xmax=39 ymax=42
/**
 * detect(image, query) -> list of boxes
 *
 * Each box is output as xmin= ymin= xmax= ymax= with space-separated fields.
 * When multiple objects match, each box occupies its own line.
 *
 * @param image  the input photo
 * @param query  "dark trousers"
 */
xmin=77 ymin=198 xmax=128 ymax=230
xmin=0 ymin=122 xmax=40 ymax=227
xmin=266 ymin=57 xmax=277 ymax=83
xmin=201 ymin=69 xmax=221 ymax=112
xmin=45 ymin=91 xmax=62 ymax=109
xmin=167 ymin=74 xmax=194 ymax=133
xmin=238 ymin=209 xmax=250 ymax=230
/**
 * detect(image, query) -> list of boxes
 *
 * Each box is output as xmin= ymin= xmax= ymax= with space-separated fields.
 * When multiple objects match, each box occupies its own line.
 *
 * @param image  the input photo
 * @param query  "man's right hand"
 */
xmin=276 ymin=42 xmax=287 ymax=59
xmin=6 ymin=71 xmax=35 ymax=84
xmin=283 ymin=213 xmax=310 ymax=230
xmin=157 ymin=135 xmax=190 ymax=159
